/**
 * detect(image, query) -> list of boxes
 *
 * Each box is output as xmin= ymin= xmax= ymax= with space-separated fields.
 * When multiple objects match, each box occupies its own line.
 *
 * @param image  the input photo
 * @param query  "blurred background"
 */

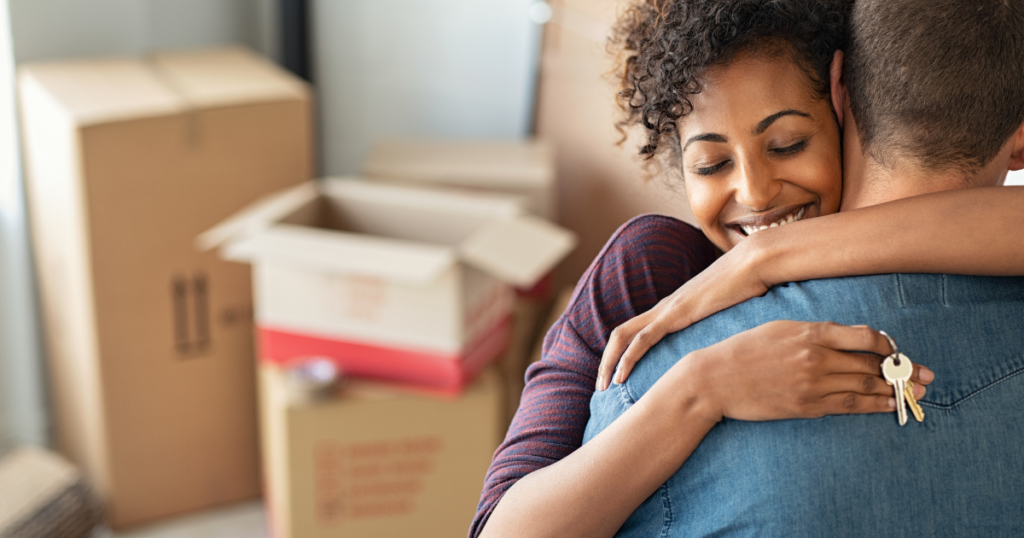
xmin=0 ymin=1 xmax=702 ymax=537
xmin=2 ymin=1 xmax=1022 ymax=537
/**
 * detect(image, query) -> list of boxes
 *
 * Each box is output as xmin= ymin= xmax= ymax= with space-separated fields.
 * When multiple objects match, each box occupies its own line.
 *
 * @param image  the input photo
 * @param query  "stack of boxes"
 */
xmin=20 ymin=46 xmax=575 ymax=536
xmin=203 ymin=174 xmax=575 ymax=537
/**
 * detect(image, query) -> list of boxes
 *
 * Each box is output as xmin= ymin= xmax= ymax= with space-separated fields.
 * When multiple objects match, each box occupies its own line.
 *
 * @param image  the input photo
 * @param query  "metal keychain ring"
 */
xmin=878 ymin=330 xmax=900 ymax=364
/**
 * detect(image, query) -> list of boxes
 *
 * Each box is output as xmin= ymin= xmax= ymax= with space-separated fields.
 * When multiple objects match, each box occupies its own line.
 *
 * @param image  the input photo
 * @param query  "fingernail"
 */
xmin=914 ymin=384 xmax=926 ymax=399
xmin=595 ymin=375 xmax=604 ymax=391
xmin=919 ymin=368 xmax=934 ymax=382
xmin=612 ymin=366 xmax=622 ymax=385
xmin=888 ymin=397 xmax=896 ymax=409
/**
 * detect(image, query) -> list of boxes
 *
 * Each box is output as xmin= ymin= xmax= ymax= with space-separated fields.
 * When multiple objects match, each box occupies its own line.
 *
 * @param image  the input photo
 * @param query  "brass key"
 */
xmin=904 ymin=380 xmax=925 ymax=423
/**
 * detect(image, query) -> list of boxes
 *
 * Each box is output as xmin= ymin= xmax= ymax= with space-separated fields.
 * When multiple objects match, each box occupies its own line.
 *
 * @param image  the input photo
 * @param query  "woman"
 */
xmin=473 ymin=0 xmax=1019 ymax=535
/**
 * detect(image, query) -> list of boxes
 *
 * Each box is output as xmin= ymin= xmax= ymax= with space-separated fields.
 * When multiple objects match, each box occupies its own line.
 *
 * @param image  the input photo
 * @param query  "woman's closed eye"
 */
xmin=769 ymin=139 xmax=809 ymax=156
xmin=694 ymin=160 xmax=730 ymax=176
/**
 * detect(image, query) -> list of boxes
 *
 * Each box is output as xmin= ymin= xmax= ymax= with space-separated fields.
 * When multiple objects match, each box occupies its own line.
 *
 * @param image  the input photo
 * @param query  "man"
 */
xmin=585 ymin=0 xmax=1024 ymax=536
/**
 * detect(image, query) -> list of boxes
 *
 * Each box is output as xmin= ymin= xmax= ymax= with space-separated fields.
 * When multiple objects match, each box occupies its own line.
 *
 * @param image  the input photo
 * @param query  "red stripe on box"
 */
xmin=258 ymin=317 xmax=512 ymax=393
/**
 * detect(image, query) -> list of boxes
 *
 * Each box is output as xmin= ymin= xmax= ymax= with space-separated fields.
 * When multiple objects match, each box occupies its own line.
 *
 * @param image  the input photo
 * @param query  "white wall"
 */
xmin=9 ymin=0 xmax=276 ymax=62
xmin=0 ymin=0 xmax=47 ymax=447
xmin=1006 ymin=169 xmax=1024 ymax=186
xmin=312 ymin=0 xmax=542 ymax=175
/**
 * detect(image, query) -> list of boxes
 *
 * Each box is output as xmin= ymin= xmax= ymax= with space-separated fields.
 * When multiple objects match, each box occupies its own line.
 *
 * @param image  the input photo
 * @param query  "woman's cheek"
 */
xmin=683 ymin=176 xmax=733 ymax=248
xmin=810 ymin=157 xmax=843 ymax=214
xmin=681 ymin=176 xmax=717 ymax=228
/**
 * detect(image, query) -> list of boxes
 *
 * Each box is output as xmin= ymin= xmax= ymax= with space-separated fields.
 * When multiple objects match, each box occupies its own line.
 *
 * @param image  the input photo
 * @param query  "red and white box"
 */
xmin=199 ymin=179 xmax=576 ymax=392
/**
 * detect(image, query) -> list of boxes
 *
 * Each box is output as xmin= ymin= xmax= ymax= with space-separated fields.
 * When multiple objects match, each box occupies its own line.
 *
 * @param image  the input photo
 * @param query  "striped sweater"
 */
xmin=469 ymin=214 xmax=717 ymax=537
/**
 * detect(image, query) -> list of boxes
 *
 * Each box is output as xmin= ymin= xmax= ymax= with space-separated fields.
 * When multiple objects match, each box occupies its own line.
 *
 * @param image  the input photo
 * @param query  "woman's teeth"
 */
xmin=740 ymin=206 xmax=806 ymax=236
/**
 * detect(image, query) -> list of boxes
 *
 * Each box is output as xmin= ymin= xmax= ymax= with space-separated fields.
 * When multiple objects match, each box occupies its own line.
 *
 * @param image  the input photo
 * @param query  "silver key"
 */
xmin=882 ymin=353 xmax=913 ymax=426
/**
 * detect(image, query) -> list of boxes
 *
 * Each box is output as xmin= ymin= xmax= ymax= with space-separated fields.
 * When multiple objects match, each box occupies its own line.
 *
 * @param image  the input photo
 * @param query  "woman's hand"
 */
xmin=676 ymin=321 xmax=934 ymax=422
xmin=598 ymin=238 xmax=771 ymax=391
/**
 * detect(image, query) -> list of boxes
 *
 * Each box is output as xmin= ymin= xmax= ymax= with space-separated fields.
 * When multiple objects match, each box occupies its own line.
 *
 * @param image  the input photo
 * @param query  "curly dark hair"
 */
xmin=612 ymin=0 xmax=850 ymax=169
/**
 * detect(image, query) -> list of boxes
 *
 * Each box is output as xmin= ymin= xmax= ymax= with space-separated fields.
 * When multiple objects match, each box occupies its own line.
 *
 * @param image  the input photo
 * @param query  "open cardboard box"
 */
xmin=199 ymin=179 xmax=576 ymax=392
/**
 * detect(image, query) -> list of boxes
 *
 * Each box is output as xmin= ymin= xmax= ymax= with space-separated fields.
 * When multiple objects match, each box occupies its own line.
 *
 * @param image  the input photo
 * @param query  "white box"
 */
xmin=363 ymin=139 xmax=557 ymax=219
xmin=200 ymin=179 xmax=575 ymax=391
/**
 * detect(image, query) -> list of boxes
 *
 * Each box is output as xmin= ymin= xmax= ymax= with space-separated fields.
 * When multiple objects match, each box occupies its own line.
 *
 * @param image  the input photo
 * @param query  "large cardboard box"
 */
xmin=18 ymin=47 xmax=313 ymax=528
xmin=363 ymin=139 xmax=557 ymax=220
xmin=259 ymin=364 xmax=503 ymax=538
xmin=199 ymin=179 xmax=576 ymax=392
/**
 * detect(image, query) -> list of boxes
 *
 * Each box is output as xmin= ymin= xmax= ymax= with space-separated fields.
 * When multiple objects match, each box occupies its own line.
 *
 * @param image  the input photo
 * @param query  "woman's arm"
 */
xmin=599 ymin=186 xmax=1024 ymax=388
xmin=481 ymin=321 xmax=924 ymax=538
xmin=754 ymin=185 xmax=1024 ymax=284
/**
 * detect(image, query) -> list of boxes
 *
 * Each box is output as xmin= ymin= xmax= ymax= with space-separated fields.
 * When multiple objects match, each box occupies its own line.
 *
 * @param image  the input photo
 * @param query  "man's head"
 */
xmin=836 ymin=0 xmax=1024 ymax=203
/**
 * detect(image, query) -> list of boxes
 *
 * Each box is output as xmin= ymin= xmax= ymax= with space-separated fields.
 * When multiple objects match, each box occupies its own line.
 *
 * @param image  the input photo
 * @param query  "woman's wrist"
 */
xmin=655 ymin=350 xmax=725 ymax=426
xmin=737 ymin=223 xmax=793 ymax=288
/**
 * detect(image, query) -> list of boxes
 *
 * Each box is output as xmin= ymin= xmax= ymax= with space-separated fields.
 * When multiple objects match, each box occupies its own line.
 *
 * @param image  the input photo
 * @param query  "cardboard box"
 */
xmin=18 ymin=47 xmax=313 ymax=528
xmin=0 ymin=447 xmax=102 ymax=538
xmin=363 ymin=139 xmax=557 ymax=220
xmin=199 ymin=179 xmax=576 ymax=392
xmin=259 ymin=364 xmax=503 ymax=538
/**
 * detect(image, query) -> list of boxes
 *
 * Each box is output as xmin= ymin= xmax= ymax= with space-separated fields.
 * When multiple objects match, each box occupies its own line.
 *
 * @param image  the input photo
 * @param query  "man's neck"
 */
xmin=840 ymin=158 xmax=972 ymax=211
xmin=839 ymin=114 xmax=1007 ymax=211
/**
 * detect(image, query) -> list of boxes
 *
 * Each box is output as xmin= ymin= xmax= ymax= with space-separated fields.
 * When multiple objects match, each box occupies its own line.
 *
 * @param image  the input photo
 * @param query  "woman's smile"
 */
xmin=729 ymin=203 xmax=808 ymax=237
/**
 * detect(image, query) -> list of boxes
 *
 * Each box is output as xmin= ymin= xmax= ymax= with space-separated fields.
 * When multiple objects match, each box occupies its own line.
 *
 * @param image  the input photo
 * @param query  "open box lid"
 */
xmin=197 ymin=178 xmax=575 ymax=287
xmin=460 ymin=215 xmax=576 ymax=287
xmin=223 ymin=224 xmax=456 ymax=286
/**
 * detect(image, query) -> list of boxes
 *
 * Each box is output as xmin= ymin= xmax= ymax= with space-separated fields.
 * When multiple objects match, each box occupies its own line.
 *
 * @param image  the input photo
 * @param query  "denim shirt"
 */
xmin=585 ymin=274 xmax=1024 ymax=537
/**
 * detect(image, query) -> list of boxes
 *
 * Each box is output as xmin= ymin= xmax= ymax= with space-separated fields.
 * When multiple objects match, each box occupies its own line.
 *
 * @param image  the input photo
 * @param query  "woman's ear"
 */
xmin=829 ymin=50 xmax=846 ymax=128
xmin=1007 ymin=120 xmax=1024 ymax=171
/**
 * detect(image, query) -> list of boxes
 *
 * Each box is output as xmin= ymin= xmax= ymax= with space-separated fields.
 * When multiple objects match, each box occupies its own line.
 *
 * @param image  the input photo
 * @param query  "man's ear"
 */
xmin=829 ymin=50 xmax=846 ymax=128
xmin=1008 ymin=120 xmax=1024 ymax=171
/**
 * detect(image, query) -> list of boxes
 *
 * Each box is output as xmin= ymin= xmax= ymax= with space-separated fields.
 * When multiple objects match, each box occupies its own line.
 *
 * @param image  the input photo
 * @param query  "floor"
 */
xmin=92 ymin=502 xmax=269 ymax=538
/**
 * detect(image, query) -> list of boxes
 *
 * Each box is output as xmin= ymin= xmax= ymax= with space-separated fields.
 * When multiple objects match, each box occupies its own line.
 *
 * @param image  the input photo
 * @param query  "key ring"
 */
xmin=879 ymin=330 xmax=901 ymax=365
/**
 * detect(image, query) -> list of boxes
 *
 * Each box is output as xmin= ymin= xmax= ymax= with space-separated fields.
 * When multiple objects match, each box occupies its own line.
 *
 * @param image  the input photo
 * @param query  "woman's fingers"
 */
xmin=613 ymin=319 xmax=672 ymax=385
xmin=810 ymin=322 xmax=893 ymax=357
xmin=813 ymin=323 xmax=936 ymax=386
xmin=912 ymin=362 xmax=935 ymax=386
xmin=599 ymin=314 xmax=650 ymax=390
xmin=814 ymin=392 xmax=894 ymax=416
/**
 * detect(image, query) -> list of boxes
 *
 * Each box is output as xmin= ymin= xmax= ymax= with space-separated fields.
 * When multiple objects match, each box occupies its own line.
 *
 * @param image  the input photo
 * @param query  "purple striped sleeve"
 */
xmin=469 ymin=214 xmax=717 ymax=537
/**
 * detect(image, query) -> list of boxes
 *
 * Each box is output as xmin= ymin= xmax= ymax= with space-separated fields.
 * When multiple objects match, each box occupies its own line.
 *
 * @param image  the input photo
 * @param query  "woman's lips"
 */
xmin=728 ymin=203 xmax=812 ymax=237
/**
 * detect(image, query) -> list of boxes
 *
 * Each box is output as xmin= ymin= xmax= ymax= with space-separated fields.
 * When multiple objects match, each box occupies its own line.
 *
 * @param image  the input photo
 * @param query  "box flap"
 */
xmin=195 ymin=182 xmax=319 ymax=252
xmin=459 ymin=215 xmax=576 ymax=287
xmin=148 ymin=47 xmax=309 ymax=108
xmin=224 ymin=224 xmax=457 ymax=286
xmin=363 ymin=139 xmax=554 ymax=188
xmin=18 ymin=60 xmax=186 ymax=126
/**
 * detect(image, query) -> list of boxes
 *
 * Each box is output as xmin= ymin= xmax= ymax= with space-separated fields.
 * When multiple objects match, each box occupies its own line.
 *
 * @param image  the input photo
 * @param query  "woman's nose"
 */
xmin=732 ymin=157 xmax=780 ymax=210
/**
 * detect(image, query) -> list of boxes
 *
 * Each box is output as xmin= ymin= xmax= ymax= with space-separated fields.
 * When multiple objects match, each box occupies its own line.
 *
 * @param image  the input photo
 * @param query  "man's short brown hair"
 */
xmin=846 ymin=0 xmax=1024 ymax=172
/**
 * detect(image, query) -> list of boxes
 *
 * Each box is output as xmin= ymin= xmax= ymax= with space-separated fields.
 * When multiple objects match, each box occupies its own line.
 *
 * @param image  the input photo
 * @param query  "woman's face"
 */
xmin=679 ymin=52 xmax=842 ymax=252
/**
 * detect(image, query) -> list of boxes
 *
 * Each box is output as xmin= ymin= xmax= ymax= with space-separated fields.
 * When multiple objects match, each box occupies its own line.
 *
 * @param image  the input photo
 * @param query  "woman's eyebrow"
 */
xmin=753 ymin=109 xmax=811 ymax=135
xmin=682 ymin=133 xmax=727 ymax=153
